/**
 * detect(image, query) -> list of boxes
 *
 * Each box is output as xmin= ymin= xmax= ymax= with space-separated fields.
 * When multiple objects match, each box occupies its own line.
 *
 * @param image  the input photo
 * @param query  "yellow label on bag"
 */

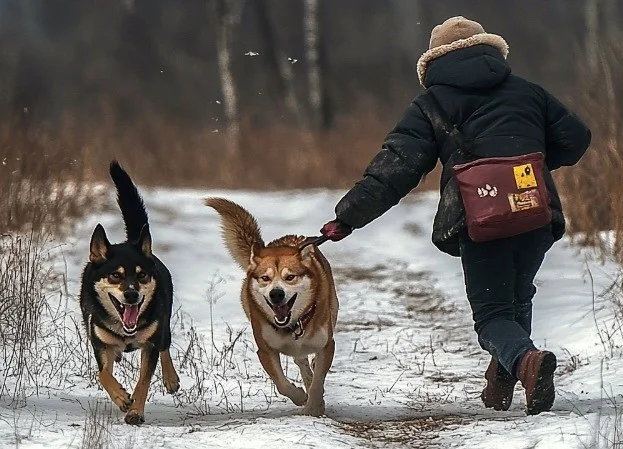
xmin=508 ymin=189 xmax=540 ymax=212
xmin=513 ymin=163 xmax=537 ymax=189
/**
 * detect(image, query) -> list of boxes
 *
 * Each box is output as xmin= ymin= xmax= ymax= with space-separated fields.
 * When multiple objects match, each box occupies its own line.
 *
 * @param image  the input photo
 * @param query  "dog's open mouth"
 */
xmin=109 ymin=293 xmax=143 ymax=335
xmin=267 ymin=293 xmax=298 ymax=327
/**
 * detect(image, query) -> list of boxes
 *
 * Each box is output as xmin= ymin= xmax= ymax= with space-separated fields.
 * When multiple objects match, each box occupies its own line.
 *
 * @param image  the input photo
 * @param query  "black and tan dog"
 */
xmin=79 ymin=161 xmax=179 ymax=425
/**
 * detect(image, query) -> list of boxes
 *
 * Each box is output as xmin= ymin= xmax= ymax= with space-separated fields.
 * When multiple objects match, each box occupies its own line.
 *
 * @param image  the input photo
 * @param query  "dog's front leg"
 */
xmin=160 ymin=348 xmax=180 ymax=394
xmin=301 ymin=338 xmax=335 ymax=417
xmin=96 ymin=348 xmax=133 ymax=412
xmin=257 ymin=348 xmax=307 ymax=406
xmin=125 ymin=345 xmax=159 ymax=425
xmin=294 ymin=357 xmax=313 ymax=392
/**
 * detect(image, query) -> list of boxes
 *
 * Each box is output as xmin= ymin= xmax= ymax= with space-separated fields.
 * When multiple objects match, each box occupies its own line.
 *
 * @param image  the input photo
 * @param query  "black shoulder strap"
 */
xmin=418 ymin=89 xmax=471 ymax=155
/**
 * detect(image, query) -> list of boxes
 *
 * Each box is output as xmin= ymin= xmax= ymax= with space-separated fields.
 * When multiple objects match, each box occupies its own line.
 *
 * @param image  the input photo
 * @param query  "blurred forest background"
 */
xmin=1 ymin=0 xmax=622 ymax=253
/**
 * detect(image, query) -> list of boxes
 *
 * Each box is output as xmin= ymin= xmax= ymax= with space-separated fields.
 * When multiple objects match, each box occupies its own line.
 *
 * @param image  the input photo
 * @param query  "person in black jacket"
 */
xmin=320 ymin=16 xmax=591 ymax=415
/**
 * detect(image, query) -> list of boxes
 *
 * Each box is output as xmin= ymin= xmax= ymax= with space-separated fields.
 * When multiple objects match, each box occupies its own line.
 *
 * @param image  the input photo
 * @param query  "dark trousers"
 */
xmin=459 ymin=226 xmax=554 ymax=377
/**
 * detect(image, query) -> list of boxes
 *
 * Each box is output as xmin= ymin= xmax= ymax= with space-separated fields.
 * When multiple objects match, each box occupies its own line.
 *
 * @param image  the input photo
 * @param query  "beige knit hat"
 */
xmin=417 ymin=16 xmax=509 ymax=86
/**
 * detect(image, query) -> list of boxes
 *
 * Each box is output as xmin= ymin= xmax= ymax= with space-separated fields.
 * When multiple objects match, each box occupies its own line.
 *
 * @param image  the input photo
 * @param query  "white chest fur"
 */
xmin=93 ymin=320 xmax=159 ymax=352
xmin=260 ymin=323 xmax=329 ymax=358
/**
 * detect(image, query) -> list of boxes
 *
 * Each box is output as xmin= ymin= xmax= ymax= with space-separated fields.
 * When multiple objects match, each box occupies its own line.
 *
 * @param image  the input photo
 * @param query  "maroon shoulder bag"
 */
xmin=420 ymin=90 xmax=552 ymax=242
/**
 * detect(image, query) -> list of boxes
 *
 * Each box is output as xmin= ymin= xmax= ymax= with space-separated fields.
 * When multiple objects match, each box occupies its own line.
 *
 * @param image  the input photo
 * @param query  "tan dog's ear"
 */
xmin=249 ymin=242 xmax=263 ymax=269
xmin=299 ymin=242 xmax=316 ymax=266
xmin=89 ymin=224 xmax=110 ymax=263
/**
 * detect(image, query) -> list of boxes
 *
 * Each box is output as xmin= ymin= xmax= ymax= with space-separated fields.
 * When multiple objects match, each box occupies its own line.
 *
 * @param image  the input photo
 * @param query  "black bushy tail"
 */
xmin=109 ymin=160 xmax=149 ymax=242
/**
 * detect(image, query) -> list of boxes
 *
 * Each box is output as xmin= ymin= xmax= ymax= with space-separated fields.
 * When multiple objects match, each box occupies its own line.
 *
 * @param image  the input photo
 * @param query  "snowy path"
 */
xmin=1 ymin=189 xmax=622 ymax=448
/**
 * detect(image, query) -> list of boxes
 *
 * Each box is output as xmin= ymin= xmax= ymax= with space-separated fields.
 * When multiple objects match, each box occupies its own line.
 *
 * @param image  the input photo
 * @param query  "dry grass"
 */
xmin=0 ymin=121 xmax=97 ymax=235
xmin=2 ymin=100 xmax=440 ymax=193
xmin=80 ymin=400 xmax=115 ymax=449
xmin=0 ymin=232 xmax=54 ymax=404
xmin=556 ymin=42 xmax=623 ymax=262
xmin=0 ymin=231 xmax=101 ymax=405
xmin=63 ymin=111 xmax=396 ymax=190
xmin=338 ymin=416 xmax=462 ymax=448
xmin=0 ymin=118 xmax=99 ymax=405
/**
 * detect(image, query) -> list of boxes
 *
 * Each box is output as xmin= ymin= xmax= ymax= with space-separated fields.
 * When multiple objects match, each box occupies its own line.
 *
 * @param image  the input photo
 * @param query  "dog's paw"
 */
xmin=300 ymin=400 xmax=325 ymax=417
xmin=111 ymin=388 xmax=133 ymax=412
xmin=163 ymin=371 xmax=180 ymax=394
xmin=124 ymin=410 xmax=145 ymax=425
xmin=288 ymin=385 xmax=308 ymax=406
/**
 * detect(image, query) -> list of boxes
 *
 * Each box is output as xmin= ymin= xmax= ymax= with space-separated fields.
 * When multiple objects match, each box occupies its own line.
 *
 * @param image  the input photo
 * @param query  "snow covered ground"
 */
xmin=1 ymin=188 xmax=623 ymax=448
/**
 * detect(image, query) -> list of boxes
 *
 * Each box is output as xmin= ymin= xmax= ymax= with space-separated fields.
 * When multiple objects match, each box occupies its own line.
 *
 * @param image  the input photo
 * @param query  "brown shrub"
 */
xmin=0 ymin=120 xmax=97 ymax=235
xmin=556 ymin=42 xmax=623 ymax=261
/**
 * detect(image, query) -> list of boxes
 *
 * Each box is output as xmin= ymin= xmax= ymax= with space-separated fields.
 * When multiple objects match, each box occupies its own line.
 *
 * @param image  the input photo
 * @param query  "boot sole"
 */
xmin=526 ymin=351 xmax=557 ymax=415
xmin=481 ymin=382 xmax=517 ymax=411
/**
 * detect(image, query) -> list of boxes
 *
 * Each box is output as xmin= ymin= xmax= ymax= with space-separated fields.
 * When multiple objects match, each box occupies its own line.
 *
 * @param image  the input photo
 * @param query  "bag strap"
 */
xmin=418 ymin=89 xmax=472 ymax=156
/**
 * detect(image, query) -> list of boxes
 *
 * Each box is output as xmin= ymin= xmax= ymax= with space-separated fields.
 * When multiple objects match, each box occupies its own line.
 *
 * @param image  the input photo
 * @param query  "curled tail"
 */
xmin=109 ymin=160 xmax=149 ymax=242
xmin=205 ymin=198 xmax=263 ymax=269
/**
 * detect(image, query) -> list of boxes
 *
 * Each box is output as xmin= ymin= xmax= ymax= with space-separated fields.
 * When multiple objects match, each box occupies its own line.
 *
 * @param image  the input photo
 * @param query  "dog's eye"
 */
xmin=108 ymin=272 xmax=123 ymax=282
xmin=137 ymin=271 xmax=147 ymax=280
xmin=260 ymin=275 xmax=270 ymax=282
xmin=284 ymin=274 xmax=296 ymax=282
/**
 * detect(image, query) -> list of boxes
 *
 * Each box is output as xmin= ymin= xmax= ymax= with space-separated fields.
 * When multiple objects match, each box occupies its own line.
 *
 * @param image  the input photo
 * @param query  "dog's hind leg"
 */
xmin=301 ymin=338 xmax=335 ymax=417
xmin=257 ymin=348 xmax=307 ymax=406
xmin=97 ymin=348 xmax=133 ymax=412
xmin=160 ymin=348 xmax=180 ymax=394
xmin=125 ymin=345 xmax=159 ymax=425
xmin=294 ymin=357 xmax=313 ymax=392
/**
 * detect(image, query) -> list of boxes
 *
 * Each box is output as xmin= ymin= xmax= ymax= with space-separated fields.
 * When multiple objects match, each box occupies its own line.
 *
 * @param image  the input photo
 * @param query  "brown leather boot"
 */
xmin=516 ymin=350 xmax=557 ymax=415
xmin=481 ymin=357 xmax=517 ymax=411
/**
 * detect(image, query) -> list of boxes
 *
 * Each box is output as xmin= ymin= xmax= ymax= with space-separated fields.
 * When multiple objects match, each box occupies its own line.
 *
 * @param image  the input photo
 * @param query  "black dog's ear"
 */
xmin=89 ymin=224 xmax=110 ymax=263
xmin=136 ymin=224 xmax=152 ymax=257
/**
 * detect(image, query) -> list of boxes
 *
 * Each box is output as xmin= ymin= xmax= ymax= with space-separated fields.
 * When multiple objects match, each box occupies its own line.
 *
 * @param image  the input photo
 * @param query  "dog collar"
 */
xmin=274 ymin=302 xmax=317 ymax=340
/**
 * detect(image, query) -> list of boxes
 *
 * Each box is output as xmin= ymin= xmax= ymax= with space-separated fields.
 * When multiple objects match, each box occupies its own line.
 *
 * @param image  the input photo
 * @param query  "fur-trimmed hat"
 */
xmin=417 ymin=16 xmax=509 ymax=86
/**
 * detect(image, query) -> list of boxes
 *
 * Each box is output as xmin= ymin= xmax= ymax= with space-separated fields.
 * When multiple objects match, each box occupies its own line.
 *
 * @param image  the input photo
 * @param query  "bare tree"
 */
xmin=584 ymin=0 xmax=600 ymax=73
xmin=303 ymin=0 xmax=329 ymax=131
xmin=603 ymin=0 xmax=622 ymax=43
xmin=255 ymin=0 xmax=303 ymax=124
xmin=210 ymin=0 xmax=245 ymax=159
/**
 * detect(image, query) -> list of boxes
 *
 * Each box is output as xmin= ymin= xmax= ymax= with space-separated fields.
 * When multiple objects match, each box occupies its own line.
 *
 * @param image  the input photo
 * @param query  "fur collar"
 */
xmin=417 ymin=33 xmax=509 ymax=86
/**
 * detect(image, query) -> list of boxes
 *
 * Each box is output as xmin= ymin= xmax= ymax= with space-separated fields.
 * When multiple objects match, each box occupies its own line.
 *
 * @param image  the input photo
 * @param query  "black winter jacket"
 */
xmin=335 ymin=44 xmax=592 ymax=256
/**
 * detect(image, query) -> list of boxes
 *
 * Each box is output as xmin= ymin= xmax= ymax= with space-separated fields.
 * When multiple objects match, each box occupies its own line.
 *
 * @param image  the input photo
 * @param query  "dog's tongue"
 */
xmin=274 ymin=305 xmax=290 ymax=320
xmin=122 ymin=304 xmax=140 ymax=328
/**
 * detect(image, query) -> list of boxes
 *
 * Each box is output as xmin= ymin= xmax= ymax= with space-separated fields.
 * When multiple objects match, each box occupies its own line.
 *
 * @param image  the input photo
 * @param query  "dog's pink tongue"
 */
xmin=274 ymin=305 xmax=289 ymax=320
xmin=122 ymin=304 xmax=140 ymax=328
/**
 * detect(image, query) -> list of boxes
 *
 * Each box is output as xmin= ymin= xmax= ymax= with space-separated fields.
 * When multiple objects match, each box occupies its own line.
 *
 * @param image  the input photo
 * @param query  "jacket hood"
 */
xmin=421 ymin=44 xmax=511 ymax=90
xmin=417 ymin=31 xmax=509 ymax=87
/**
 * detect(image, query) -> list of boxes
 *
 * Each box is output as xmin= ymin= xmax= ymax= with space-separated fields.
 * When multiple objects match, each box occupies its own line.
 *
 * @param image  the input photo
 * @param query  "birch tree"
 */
xmin=303 ymin=0 xmax=328 ymax=131
xmin=210 ymin=0 xmax=245 ymax=159
xmin=584 ymin=0 xmax=600 ymax=73
xmin=255 ymin=0 xmax=302 ymax=124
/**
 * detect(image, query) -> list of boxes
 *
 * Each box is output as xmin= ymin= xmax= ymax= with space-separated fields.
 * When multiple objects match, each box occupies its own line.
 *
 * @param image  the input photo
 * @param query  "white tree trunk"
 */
xmin=603 ymin=0 xmax=621 ymax=43
xmin=255 ymin=0 xmax=302 ymax=124
xmin=304 ymin=0 xmax=323 ymax=130
xmin=279 ymin=54 xmax=302 ymax=124
xmin=585 ymin=0 xmax=600 ymax=73
xmin=216 ymin=26 xmax=239 ymax=158
xmin=212 ymin=0 xmax=245 ymax=159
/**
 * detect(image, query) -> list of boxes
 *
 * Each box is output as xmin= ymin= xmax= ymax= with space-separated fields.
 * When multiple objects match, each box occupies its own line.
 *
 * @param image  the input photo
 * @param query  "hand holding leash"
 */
xmin=320 ymin=219 xmax=352 ymax=242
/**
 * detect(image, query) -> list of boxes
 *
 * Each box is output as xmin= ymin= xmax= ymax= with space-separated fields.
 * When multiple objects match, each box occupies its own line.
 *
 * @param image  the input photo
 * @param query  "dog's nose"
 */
xmin=123 ymin=289 xmax=140 ymax=304
xmin=268 ymin=288 xmax=285 ymax=304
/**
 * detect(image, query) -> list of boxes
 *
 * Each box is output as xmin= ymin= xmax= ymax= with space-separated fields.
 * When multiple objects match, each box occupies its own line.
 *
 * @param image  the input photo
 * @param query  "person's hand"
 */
xmin=320 ymin=219 xmax=352 ymax=241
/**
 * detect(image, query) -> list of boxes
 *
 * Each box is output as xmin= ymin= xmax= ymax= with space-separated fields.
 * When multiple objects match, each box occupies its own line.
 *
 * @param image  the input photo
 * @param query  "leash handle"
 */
xmin=299 ymin=235 xmax=329 ymax=250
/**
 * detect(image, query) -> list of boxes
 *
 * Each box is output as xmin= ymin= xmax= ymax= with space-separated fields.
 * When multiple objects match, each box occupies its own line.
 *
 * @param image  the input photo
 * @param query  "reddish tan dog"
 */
xmin=206 ymin=198 xmax=338 ymax=416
